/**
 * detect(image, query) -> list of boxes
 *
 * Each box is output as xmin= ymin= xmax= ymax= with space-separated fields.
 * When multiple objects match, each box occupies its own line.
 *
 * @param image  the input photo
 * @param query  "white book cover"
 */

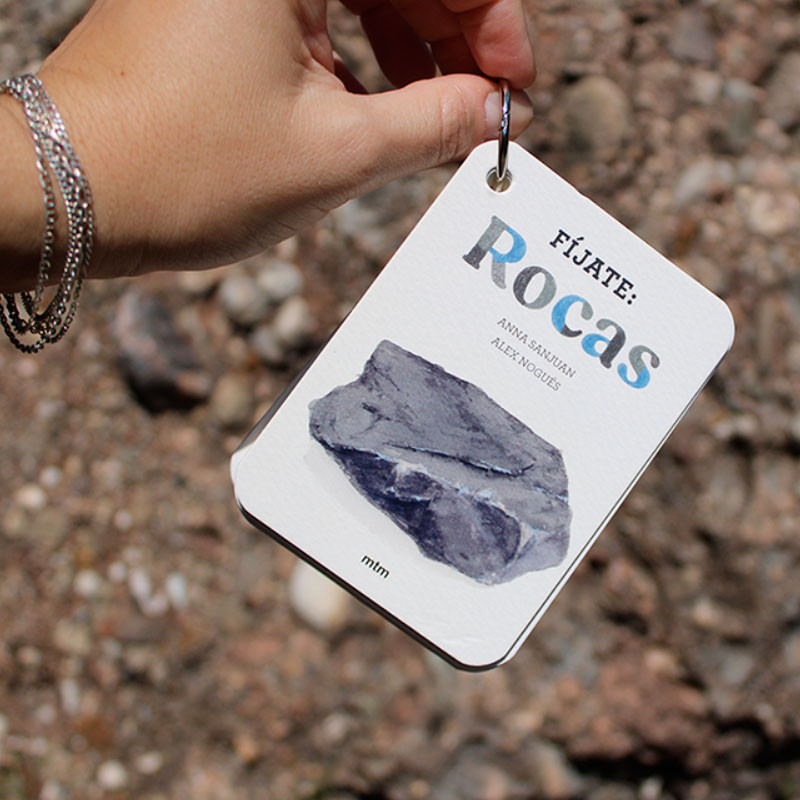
xmin=231 ymin=142 xmax=734 ymax=670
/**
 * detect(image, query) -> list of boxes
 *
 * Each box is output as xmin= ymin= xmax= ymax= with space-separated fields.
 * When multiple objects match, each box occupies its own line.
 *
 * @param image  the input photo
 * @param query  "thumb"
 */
xmin=351 ymin=74 xmax=533 ymax=185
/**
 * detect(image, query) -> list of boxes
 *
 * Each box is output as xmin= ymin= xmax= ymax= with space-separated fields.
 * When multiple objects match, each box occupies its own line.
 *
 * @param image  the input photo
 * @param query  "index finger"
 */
xmin=443 ymin=0 xmax=535 ymax=88
xmin=341 ymin=0 xmax=536 ymax=89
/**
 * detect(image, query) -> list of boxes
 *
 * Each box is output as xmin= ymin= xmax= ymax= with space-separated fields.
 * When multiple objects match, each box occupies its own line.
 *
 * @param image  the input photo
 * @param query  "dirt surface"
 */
xmin=2 ymin=1 xmax=800 ymax=798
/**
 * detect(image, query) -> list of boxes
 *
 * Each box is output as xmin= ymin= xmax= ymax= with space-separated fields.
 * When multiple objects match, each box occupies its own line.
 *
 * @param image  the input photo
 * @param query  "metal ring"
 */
xmin=497 ymin=79 xmax=511 ymax=184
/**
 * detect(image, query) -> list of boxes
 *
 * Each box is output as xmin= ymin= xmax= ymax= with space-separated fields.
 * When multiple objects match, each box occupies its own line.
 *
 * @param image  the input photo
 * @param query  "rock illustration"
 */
xmin=308 ymin=341 xmax=571 ymax=585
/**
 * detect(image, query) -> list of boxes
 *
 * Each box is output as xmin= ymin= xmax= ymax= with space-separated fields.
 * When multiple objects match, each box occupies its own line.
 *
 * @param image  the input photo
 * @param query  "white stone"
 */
xmin=16 ymin=484 xmax=46 ymax=511
xmin=257 ymin=259 xmax=303 ymax=305
xmin=59 ymin=679 xmax=80 ymax=715
xmin=97 ymin=760 xmax=128 ymax=791
xmin=218 ymin=272 xmax=270 ymax=327
xmin=141 ymin=591 xmax=169 ymax=618
xmin=249 ymin=324 xmax=285 ymax=366
xmin=273 ymin=296 xmax=314 ymax=350
xmin=128 ymin=568 xmax=152 ymax=606
xmin=288 ymin=560 xmax=352 ymax=633
xmin=178 ymin=266 xmax=226 ymax=297
xmin=39 ymin=780 xmax=67 ymax=800
xmin=73 ymin=569 xmax=104 ymax=599
xmin=165 ymin=572 xmax=188 ymax=610
xmin=640 ymin=776 xmax=664 ymax=800
xmin=39 ymin=466 xmax=62 ymax=488
xmin=135 ymin=751 xmax=164 ymax=775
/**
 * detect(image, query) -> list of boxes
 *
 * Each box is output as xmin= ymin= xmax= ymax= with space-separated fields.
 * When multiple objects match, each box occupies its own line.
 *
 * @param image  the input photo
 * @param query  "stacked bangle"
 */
xmin=0 ymin=73 xmax=93 ymax=353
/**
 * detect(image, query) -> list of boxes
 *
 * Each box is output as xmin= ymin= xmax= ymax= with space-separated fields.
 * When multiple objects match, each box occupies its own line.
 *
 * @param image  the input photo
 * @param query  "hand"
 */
xmin=36 ymin=0 xmax=535 ymax=280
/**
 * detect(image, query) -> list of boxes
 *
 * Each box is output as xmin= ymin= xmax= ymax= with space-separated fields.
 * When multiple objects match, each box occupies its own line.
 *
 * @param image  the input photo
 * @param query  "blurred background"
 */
xmin=1 ymin=0 xmax=800 ymax=797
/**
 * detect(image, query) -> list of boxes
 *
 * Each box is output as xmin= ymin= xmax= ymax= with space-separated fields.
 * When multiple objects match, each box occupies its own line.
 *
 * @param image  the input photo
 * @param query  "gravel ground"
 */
xmin=2 ymin=1 xmax=800 ymax=798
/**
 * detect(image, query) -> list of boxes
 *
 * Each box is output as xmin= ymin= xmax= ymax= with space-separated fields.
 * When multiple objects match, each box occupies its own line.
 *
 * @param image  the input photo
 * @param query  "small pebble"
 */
xmin=113 ymin=509 xmax=133 ymax=532
xmin=16 ymin=484 xmax=46 ymax=511
xmin=73 ymin=569 xmax=104 ymax=600
xmin=178 ymin=267 xmax=226 ymax=298
xmin=17 ymin=646 xmax=42 ymax=667
xmin=689 ymin=70 xmax=722 ymax=106
xmin=39 ymin=466 xmax=62 ymax=488
xmin=640 ymin=777 xmax=664 ymax=800
xmin=128 ymin=568 xmax=152 ymax=606
xmin=3 ymin=507 xmax=26 ymax=539
xmin=668 ymin=6 xmax=716 ymax=65
xmin=135 ymin=751 xmax=164 ymax=776
xmin=257 ymin=259 xmax=304 ymax=306
xmin=92 ymin=458 xmax=124 ymax=491
xmin=108 ymin=561 xmax=127 ymax=583
xmin=528 ymin=739 xmax=583 ymax=800
xmin=562 ymin=75 xmax=631 ymax=158
xmin=711 ymin=79 xmax=759 ymax=154
xmin=318 ymin=712 xmax=351 ymax=746
xmin=210 ymin=373 xmax=255 ymax=430
xmin=165 ymin=572 xmax=188 ymax=610
xmin=59 ymin=679 xmax=80 ymax=715
xmin=288 ymin=560 xmax=352 ymax=633
xmin=218 ymin=272 xmax=270 ymax=327
xmin=273 ymin=296 xmax=314 ymax=350
xmin=113 ymin=289 xmax=212 ymax=411
xmin=234 ymin=732 xmax=262 ymax=766
xmin=249 ymin=324 xmax=285 ymax=366
xmin=745 ymin=190 xmax=800 ymax=237
xmin=141 ymin=592 xmax=169 ymax=618
xmin=691 ymin=597 xmax=724 ymax=630
xmin=53 ymin=621 xmax=91 ymax=657
xmin=765 ymin=51 xmax=800 ymax=131
xmin=39 ymin=781 xmax=66 ymax=800
xmin=97 ymin=760 xmax=128 ymax=791
xmin=36 ymin=399 xmax=66 ymax=421
xmin=673 ymin=157 xmax=735 ymax=208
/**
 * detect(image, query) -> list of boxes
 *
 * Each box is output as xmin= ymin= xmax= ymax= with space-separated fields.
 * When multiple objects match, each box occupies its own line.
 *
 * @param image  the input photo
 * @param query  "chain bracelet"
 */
xmin=0 ymin=73 xmax=93 ymax=353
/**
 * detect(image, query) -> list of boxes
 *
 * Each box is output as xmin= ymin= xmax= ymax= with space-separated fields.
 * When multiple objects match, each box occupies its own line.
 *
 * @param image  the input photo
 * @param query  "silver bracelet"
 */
xmin=0 ymin=73 xmax=93 ymax=353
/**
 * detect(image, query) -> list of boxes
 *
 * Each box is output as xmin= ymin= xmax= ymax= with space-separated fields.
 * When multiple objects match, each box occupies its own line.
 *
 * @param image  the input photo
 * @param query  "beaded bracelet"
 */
xmin=0 ymin=73 xmax=93 ymax=353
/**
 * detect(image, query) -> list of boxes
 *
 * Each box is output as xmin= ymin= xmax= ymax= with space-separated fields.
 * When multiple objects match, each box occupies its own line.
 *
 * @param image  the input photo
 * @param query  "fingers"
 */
xmin=357 ymin=2 xmax=436 ymax=87
xmin=430 ymin=35 xmax=481 ymax=76
xmin=339 ymin=0 xmax=535 ymax=89
xmin=447 ymin=0 xmax=536 ymax=87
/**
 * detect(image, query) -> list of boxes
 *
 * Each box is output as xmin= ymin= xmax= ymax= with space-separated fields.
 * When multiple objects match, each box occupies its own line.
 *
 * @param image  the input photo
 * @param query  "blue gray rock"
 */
xmin=113 ymin=289 xmax=212 ymax=412
xmin=309 ymin=341 xmax=571 ymax=585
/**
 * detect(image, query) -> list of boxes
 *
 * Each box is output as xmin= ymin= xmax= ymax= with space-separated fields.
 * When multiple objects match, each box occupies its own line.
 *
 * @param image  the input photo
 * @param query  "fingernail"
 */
xmin=484 ymin=88 xmax=534 ymax=140
xmin=483 ymin=90 xmax=502 ymax=140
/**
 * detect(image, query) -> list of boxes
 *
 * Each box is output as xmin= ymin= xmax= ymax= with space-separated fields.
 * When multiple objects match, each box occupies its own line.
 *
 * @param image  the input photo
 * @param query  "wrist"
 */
xmin=0 ymin=94 xmax=53 ymax=292
xmin=0 ymin=74 xmax=95 ymax=351
xmin=35 ymin=65 xmax=140 ymax=282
